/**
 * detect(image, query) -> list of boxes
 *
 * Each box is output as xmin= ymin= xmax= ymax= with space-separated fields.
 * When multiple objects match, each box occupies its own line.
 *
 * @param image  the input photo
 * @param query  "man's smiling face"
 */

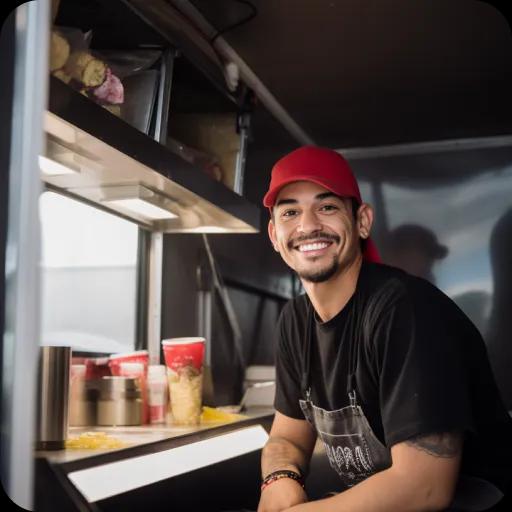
xmin=268 ymin=181 xmax=370 ymax=283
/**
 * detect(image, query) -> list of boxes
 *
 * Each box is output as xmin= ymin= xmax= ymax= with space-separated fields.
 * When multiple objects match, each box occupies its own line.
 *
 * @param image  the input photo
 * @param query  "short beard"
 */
xmin=297 ymin=256 xmax=340 ymax=283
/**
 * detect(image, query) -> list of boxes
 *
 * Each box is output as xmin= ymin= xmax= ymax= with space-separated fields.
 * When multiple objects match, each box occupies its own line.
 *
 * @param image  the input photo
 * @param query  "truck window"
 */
xmin=39 ymin=191 xmax=139 ymax=353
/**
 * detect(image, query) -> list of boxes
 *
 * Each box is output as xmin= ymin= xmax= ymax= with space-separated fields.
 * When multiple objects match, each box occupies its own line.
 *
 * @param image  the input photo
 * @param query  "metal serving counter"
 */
xmin=35 ymin=407 xmax=274 ymax=512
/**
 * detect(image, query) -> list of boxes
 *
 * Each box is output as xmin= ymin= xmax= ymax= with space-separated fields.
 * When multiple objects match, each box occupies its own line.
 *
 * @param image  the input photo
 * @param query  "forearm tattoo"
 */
xmin=262 ymin=437 xmax=308 ymax=477
xmin=405 ymin=431 xmax=463 ymax=458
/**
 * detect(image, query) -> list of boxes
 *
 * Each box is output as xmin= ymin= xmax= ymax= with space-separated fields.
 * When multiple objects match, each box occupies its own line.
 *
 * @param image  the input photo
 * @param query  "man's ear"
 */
xmin=268 ymin=219 xmax=279 ymax=252
xmin=357 ymin=203 xmax=374 ymax=239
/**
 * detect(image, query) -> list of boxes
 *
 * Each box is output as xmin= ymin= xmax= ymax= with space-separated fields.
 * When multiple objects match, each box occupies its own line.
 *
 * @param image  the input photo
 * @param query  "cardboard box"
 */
xmin=167 ymin=113 xmax=241 ymax=191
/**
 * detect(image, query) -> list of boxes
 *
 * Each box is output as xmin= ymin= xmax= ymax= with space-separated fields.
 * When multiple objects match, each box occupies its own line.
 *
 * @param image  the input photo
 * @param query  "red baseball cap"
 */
xmin=263 ymin=146 xmax=381 ymax=263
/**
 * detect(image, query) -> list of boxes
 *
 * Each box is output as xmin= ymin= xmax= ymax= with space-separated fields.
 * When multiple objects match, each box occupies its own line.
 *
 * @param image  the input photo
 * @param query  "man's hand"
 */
xmin=258 ymin=412 xmax=316 ymax=512
xmin=257 ymin=477 xmax=308 ymax=512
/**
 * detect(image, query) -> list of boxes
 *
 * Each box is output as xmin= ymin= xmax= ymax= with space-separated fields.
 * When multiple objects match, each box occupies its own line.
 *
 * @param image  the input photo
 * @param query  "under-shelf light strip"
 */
xmin=106 ymin=198 xmax=178 ymax=220
xmin=39 ymin=155 xmax=78 ymax=176
xmin=67 ymin=425 xmax=269 ymax=503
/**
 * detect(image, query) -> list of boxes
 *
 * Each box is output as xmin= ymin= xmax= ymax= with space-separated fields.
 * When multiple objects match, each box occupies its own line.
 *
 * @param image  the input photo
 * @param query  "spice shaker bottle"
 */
xmin=147 ymin=365 xmax=168 ymax=424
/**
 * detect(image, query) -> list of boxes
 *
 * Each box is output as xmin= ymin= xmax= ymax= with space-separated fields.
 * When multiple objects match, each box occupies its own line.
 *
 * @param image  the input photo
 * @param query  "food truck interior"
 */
xmin=1 ymin=0 xmax=511 ymax=510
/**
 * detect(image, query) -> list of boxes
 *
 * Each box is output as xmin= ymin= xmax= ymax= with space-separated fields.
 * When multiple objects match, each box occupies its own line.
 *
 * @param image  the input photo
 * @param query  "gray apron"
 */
xmin=299 ymin=390 xmax=391 ymax=488
xmin=298 ymin=301 xmax=504 ymax=510
xmin=298 ymin=302 xmax=391 ymax=488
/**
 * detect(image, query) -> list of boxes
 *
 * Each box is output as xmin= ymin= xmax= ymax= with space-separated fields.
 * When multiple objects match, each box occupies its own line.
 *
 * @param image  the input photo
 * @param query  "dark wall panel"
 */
xmin=161 ymin=114 xmax=297 ymax=404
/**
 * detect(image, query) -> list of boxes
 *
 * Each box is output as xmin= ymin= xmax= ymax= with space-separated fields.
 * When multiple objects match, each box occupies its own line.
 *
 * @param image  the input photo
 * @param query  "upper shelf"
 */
xmin=55 ymin=0 xmax=237 ymax=109
xmin=45 ymin=77 xmax=260 ymax=233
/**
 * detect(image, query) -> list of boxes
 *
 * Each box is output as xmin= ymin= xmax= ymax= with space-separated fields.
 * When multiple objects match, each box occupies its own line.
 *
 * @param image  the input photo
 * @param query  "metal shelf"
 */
xmin=45 ymin=77 xmax=260 ymax=233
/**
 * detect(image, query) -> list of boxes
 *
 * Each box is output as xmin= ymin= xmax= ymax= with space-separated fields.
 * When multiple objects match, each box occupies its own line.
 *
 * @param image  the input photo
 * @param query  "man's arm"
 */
xmin=262 ymin=411 xmax=317 ymax=476
xmin=285 ymin=430 xmax=463 ymax=512
xmin=258 ymin=411 xmax=317 ymax=512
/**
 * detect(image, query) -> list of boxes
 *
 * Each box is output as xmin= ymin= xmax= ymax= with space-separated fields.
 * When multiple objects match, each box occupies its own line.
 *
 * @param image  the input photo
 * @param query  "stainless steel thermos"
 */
xmin=36 ymin=346 xmax=71 ymax=450
xmin=97 ymin=376 xmax=142 ymax=426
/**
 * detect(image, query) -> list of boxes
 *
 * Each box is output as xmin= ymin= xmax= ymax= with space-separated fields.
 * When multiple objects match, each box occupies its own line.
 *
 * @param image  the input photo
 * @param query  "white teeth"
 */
xmin=298 ymin=242 xmax=329 ymax=252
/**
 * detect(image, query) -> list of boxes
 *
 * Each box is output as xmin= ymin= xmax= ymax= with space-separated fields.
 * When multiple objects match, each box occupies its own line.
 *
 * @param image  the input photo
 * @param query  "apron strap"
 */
xmin=346 ymin=290 xmax=360 ymax=394
xmin=301 ymin=300 xmax=313 ymax=399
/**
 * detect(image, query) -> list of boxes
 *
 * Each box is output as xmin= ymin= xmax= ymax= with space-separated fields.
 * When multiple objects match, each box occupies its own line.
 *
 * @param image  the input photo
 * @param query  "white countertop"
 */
xmin=37 ymin=406 xmax=274 ymax=465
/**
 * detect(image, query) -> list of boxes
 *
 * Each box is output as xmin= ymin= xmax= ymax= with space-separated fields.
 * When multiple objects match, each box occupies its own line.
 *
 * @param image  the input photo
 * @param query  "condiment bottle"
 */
xmin=147 ymin=365 xmax=168 ymax=424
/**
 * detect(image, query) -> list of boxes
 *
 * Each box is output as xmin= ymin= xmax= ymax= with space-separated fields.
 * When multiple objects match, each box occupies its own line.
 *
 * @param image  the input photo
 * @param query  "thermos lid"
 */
xmin=99 ymin=376 xmax=140 ymax=399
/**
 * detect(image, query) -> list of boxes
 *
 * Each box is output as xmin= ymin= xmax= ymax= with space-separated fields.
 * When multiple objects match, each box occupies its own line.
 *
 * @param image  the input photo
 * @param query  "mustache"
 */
xmin=287 ymin=232 xmax=340 ymax=250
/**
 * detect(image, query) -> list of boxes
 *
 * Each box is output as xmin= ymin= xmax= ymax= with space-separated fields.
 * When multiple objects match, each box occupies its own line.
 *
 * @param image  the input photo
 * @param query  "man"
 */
xmin=258 ymin=146 xmax=512 ymax=512
xmin=384 ymin=223 xmax=449 ymax=284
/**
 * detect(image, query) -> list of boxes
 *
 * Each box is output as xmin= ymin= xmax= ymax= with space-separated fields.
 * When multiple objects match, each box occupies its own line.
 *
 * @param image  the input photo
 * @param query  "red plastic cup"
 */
xmin=161 ymin=338 xmax=205 ymax=372
xmin=161 ymin=338 xmax=205 ymax=425
xmin=108 ymin=351 xmax=149 ymax=424
xmin=84 ymin=357 xmax=111 ymax=380
xmin=108 ymin=350 xmax=149 ymax=375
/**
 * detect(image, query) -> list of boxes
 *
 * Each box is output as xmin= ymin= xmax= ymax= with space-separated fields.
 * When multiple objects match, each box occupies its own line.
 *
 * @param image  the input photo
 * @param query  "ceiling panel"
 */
xmin=191 ymin=0 xmax=512 ymax=146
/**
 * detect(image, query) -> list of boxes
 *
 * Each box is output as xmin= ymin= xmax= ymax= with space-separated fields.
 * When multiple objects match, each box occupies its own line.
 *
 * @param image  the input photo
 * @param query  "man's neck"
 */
xmin=302 ymin=256 xmax=363 ymax=322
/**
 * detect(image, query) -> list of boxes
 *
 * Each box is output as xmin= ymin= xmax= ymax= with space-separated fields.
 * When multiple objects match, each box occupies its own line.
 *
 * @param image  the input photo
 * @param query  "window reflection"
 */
xmin=379 ymin=167 xmax=512 ymax=338
xmin=351 ymin=153 xmax=512 ymax=410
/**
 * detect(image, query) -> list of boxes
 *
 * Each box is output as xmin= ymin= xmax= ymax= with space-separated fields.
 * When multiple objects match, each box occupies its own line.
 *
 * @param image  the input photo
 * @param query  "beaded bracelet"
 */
xmin=261 ymin=469 xmax=305 ymax=492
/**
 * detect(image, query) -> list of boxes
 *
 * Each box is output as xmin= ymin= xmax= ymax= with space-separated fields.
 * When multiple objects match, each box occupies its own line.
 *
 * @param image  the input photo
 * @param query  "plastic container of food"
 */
xmin=108 ymin=351 xmax=149 ymax=424
xmin=69 ymin=364 xmax=90 ymax=426
xmin=161 ymin=338 xmax=205 ymax=426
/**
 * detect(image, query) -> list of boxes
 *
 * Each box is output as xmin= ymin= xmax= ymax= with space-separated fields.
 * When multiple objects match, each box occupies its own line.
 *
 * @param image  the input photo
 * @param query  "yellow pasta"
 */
xmin=66 ymin=431 xmax=128 ymax=450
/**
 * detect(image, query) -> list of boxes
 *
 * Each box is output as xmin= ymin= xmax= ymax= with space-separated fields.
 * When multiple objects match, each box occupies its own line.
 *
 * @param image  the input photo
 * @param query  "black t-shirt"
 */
xmin=274 ymin=262 xmax=512 ymax=492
